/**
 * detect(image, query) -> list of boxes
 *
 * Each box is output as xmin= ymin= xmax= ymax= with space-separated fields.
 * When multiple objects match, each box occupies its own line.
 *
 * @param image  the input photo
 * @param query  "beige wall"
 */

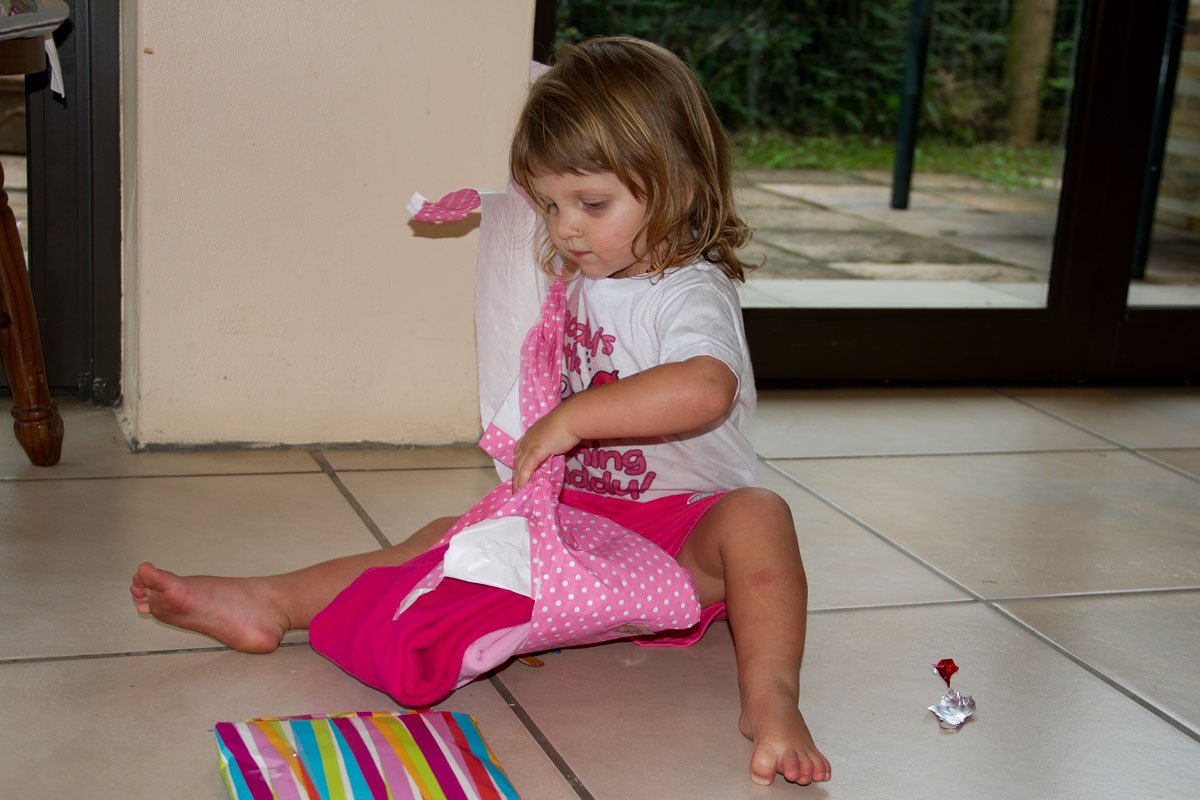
xmin=120 ymin=1 xmax=534 ymax=446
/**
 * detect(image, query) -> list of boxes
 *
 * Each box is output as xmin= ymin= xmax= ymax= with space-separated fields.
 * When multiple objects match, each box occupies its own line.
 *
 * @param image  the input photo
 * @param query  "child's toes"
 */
xmin=749 ymin=744 xmax=780 ymax=786
xmin=782 ymin=751 xmax=812 ymax=785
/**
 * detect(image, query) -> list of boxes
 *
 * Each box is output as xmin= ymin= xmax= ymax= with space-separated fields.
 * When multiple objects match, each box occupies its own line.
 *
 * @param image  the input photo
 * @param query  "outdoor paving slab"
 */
xmin=1142 ymin=237 xmax=1200 ymax=280
xmin=882 ymin=208 xmax=1056 ymax=240
xmin=733 ymin=185 xmax=809 ymax=208
xmin=736 ymin=281 xmax=794 ymax=308
xmin=743 ymin=242 xmax=848 ymax=279
xmin=738 ymin=167 xmax=867 ymax=184
xmin=826 ymin=261 xmax=1042 ymax=282
xmin=854 ymin=168 xmax=995 ymax=191
xmin=951 ymin=234 xmax=1053 ymax=272
xmin=743 ymin=204 xmax=891 ymax=232
xmin=758 ymin=182 xmax=956 ymax=211
xmin=1146 ymin=222 xmax=1200 ymax=242
xmin=1129 ymin=283 xmax=1200 ymax=306
xmin=733 ymin=169 xmax=1196 ymax=297
xmin=939 ymin=188 xmax=1061 ymax=214
xmin=743 ymin=278 xmax=1042 ymax=308
xmin=758 ymin=229 xmax=988 ymax=263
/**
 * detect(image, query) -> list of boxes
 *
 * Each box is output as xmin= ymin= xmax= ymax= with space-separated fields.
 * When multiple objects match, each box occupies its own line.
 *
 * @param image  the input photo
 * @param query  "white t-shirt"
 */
xmin=560 ymin=261 xmax=758 ymax=500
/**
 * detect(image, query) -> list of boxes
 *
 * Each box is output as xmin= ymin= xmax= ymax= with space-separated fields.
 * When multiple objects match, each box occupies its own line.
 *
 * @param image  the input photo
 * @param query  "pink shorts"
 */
xmin=561 ymin=488 xmax=728 ymax=647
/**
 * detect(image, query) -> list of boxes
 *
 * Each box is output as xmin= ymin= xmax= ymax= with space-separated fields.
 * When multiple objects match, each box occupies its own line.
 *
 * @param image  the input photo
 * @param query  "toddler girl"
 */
xmin=132 ymin=35 xmax=830 ymax=787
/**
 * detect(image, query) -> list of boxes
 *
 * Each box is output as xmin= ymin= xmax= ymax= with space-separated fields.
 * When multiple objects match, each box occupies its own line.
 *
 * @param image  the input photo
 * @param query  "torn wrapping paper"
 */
xmin=310 ymin=187 xmax=704 ymax=706
xmin=214 ymin=711 xmax=519 ymax=800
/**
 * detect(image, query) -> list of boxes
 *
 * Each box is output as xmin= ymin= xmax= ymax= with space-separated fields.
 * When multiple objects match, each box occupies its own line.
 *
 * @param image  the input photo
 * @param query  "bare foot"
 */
xmin=738 ymin=679 xmax=831 ymax=786
xmin=130 ymin=562 xmax=289 ymax=654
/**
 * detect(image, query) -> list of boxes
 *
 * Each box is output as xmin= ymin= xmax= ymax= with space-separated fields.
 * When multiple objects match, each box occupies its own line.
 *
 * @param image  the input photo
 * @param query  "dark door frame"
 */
xmin=16 ymin=0 xmax=121 ymax=403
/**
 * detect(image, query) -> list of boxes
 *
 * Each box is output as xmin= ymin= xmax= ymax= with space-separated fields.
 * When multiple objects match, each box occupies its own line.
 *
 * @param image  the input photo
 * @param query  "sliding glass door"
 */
xmin=745 ymin=0 xmax=1200 ymax=383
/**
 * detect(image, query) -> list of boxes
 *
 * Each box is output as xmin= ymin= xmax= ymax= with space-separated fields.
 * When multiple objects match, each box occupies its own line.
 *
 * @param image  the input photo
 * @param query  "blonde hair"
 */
xmin=510 ymin=36 xmax=753 ymax=281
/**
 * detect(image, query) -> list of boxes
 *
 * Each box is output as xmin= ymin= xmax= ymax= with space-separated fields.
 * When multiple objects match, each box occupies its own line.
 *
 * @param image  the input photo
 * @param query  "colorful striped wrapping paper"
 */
xmin=214 ymin=711 xmax=520 ymax=800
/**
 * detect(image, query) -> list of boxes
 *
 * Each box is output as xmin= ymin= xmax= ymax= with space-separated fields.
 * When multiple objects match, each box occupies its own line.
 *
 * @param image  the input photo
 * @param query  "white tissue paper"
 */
xmin=474 ymin=187 xmax=547 ymax=469
xmin=44 ymin=34 xmax=62 ymax=96
xmin=474 ymin=58 xmax=553 ymax=443
xmin=442 ymin=516 xmax=533 ymax=597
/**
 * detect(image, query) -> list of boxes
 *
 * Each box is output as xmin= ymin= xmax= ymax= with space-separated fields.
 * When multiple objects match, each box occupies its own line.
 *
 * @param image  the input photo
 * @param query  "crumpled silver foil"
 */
xmin=929 ymin=687 xmax=976 ymax=729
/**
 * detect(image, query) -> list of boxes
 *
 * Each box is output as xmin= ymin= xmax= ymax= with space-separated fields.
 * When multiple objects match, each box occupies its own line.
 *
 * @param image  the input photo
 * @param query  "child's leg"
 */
xmin=675 ymin=488 xmax=831 ymax=786
xmin=130 ymin=516 xmax=458 ymax=653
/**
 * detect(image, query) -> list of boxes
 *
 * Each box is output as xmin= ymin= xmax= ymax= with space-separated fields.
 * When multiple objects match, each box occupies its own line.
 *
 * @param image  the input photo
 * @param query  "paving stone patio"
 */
xmin=737 ymin=169 xmax=1200 ymax=291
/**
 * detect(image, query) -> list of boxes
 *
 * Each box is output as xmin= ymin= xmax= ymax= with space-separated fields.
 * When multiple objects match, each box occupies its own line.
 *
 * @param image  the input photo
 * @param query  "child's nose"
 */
xmin=553 ymin=212 xmax=582 ymax=240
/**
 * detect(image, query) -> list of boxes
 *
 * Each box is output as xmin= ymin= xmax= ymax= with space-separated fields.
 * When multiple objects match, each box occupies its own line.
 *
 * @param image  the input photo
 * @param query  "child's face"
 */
xmin=530 ymin=171 xmax=649 ymax=279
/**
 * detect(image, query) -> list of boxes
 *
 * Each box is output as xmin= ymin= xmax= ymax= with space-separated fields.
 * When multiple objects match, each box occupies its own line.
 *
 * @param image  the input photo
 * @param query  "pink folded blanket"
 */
xmin=311 ymin=545 xmax=533 ymax=708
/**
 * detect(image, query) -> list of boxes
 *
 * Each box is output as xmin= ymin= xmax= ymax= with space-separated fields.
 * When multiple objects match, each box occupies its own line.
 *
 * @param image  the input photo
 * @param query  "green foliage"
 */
xmin=732 ymin=131 xmax=1064 ymax=189
xmin=554 ymin=0 xmax=1082 ymax=143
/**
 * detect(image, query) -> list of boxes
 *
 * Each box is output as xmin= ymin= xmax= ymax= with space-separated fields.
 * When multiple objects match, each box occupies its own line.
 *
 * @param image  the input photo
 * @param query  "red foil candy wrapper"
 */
xmin=933 ymin=658 xmax=959 ymax=687
xmin=928 ymin=658 xmax=976 ymax=729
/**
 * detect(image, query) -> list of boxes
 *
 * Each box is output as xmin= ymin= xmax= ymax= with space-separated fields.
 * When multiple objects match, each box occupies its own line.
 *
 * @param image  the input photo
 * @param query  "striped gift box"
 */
xmin=214 ymin=711 xmax=519 ymax=800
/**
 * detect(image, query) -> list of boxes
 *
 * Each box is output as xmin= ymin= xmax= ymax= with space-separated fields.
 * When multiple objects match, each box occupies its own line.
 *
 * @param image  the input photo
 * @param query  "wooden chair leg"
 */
xmin=0 ymin=158 xmax=63 ymax=466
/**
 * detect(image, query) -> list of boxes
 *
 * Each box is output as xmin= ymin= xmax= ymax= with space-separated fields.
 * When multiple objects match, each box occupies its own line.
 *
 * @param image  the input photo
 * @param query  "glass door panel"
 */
xmin=1128 ymin=0 xmax=1200 ymax=310
xmin=736 ymin=164 xmax=1065 ymax=311
xmin=735 ymin=1 xmax=1081 ymax=312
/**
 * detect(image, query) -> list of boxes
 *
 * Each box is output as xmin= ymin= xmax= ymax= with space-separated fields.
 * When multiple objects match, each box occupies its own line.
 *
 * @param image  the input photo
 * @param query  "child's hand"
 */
xmin=512 ymin=408 xmax=580 ymax=491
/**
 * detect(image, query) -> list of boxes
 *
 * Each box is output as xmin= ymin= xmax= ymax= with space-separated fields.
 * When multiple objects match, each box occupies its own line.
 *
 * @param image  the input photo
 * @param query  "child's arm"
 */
xmin=511 ymin=355 xmax=737 ymax=490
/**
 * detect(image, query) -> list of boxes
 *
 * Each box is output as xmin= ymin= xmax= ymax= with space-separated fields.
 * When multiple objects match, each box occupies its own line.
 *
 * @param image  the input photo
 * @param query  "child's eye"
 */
xmin=582 ymin=200 xmax=607 ymax=212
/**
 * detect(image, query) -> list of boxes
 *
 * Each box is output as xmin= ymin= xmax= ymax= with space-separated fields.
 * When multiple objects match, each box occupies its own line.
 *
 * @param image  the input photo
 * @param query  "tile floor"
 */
xmin=1 ymin=388 xmax=1199 ymax=798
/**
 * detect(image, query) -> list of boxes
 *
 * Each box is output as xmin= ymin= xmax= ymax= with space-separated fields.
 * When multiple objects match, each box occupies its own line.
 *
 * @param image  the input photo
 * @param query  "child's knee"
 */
xmin=724 ymin=487 xmax=794 ymax=530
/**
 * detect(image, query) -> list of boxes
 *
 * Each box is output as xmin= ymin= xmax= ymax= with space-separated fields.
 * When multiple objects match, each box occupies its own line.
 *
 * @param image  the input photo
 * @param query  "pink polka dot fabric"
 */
xmin=410 ymin=188 xmax=482 ymax=223
xmin=407 ymin=278 xmax=703 ymax=658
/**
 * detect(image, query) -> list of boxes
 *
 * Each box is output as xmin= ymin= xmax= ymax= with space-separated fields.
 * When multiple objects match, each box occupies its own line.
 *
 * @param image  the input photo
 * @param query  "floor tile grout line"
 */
xmin=986 ymin=603 xmax=1200 ymax=743
xmin=759 ymin=445 xmax=1120 ymax=462
xmin=308 ymin=450 xmax=393 ymax=549
xmin=806 ymin=586 xmax=1200 ymax=614
xmin=809 ymin=598 xmax=980 ymax=614
xmin=327 ymin=466 xmax=496 ymax=475
xmin=0 ymin=640 xmax=310 ymax=666
xmin=1130 ymin=449 xmax=1200 ymax=485
xmin=759 ymin=459 xmax=985 ymax=602
xmin=0 ymin=462 xmax=501 ymax=484
xmin=991 ymin=387 xmax=1200 ymax=484
xmin=0 ymin=468 xmax=324 ymax=483
xmin=487 ymin=675 xmax=597 ymax=800
xmin=989 ymin=387 xmax=1133 ymax=449
xmin=985 ymin=585 xmax=1200 ymax=603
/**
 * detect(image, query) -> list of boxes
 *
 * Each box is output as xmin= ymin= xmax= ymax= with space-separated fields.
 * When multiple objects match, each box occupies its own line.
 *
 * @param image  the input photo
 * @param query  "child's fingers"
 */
xmin=511 ymin=451 xmax=531 ymax=491
xmin=512 ymin=458 xmax=535 ymax=491
xmin=511 ymin=447 xmax=547 ymax=493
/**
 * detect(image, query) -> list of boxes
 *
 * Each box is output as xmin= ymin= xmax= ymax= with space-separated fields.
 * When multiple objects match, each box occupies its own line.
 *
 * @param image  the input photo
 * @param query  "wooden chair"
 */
xmin=0 ymin=35 xmax=63 ymax=466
